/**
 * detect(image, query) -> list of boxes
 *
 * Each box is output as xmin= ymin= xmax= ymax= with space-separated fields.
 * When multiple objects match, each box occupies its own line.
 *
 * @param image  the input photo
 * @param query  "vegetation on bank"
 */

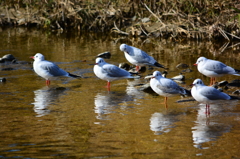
xmin=1 ymin=0 xmax=240 ymax=40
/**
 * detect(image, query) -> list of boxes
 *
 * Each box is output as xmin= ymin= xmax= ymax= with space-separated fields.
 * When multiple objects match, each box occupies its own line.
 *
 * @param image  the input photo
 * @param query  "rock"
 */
xmin=2 ymin=54 xmax=15 ymax=61
xmin=162 ymin=71 xmax=168 ymax=78
xmin=211 ymin=83 xmax=218 ymax=89
xmin=0 ymin=58 xmax=5 ymax=63
xmin=181 ymin=68 xmax=192 ymax=73
xmin=135 ymin=83 xmax=156 ymax=94
xmin=1 ymin=68 xmax=14 ymax=71
xmin=176 ymin=63 xmax=189 ymax=69
xmin=119 ymin=63 xmax=130 ymax=70
xmin=218 ymin=80 xmax=228 ymax=87
xmin=232 ymin=90 xmax=240 ymax=95
xmin=97 ymin=51 xmax=111 ymax=59
xmin=0 ymin=77 xmax=6 ymax=82
xmin=227 ymin=79 xmax=240 ymax=87
xmin=171 ymin=73 xmax=185 ymax=81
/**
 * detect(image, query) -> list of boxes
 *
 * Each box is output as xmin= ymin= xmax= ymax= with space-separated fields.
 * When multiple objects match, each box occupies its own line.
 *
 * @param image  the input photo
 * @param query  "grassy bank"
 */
xmin=1 ymin=0 xmax=240 ymax=40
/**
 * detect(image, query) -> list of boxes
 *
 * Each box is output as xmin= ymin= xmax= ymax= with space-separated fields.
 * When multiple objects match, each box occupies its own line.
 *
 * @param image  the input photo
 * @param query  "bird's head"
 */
xmin=30 ymin=53 xmax=45 ymax=61
xmin=194 ymin=56 xmax=207 ymax=66
xmin=120 ymin=44 xmax=130 ymax=54
xmin=191 ymin=78 xmax=204 ymax=86
xmin=95 ymin=57 xmax=105 ymax=66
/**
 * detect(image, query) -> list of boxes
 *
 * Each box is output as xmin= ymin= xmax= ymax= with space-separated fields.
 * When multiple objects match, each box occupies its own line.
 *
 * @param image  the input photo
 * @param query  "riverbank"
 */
xmin=1 ymin=0 xmax=240 ymax=40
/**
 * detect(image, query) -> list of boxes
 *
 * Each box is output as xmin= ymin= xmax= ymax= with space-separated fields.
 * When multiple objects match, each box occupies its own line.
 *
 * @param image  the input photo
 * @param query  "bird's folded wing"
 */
xmin=40 ymin=61 xmax=67 ymax=76
xmin=102 ymin=64 xmax=131 ymax=77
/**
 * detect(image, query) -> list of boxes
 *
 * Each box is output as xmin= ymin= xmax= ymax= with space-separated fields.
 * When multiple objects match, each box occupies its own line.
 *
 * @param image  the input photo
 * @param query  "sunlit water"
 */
xmin=0 ymin=28 xmax=240 ymax=158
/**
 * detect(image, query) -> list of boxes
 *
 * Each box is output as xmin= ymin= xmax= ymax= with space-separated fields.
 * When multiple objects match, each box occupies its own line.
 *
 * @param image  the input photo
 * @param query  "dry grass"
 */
xmin=0 ymin=0 xmax=240 ymax=40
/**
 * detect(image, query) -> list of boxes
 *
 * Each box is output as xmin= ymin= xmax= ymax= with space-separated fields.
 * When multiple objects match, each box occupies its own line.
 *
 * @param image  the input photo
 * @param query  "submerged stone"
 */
xmin=0 ymin=77 xmax=6 ymax=82
xmin=119 ymin=63 xmax=130 ymax=71
xmin=97 ymin=52 xmax=111 ymax=59
xmin=2 ymin=54 xmax=15 ymax=61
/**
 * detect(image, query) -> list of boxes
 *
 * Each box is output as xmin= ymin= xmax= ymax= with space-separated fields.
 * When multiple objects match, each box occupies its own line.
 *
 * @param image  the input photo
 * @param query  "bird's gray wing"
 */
xmin=102 ymin=64 xmax=131 ymax=77
xmin=40 ymin=61 xmax=67 ymax=76
xmin=157 ymin=78 xmax=183 ymax=94
xmin=204 ymin=60 xmax=230 ymax=74
xmin=199 ymin=86 xmax=229 ymax=100
xmin=130 ymin=47 xmax=155 ymax=64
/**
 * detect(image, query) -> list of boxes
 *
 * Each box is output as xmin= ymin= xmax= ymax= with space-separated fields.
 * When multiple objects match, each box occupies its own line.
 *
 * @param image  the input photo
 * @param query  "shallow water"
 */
xmin=0 ymin=28 xmax=240 ymax=158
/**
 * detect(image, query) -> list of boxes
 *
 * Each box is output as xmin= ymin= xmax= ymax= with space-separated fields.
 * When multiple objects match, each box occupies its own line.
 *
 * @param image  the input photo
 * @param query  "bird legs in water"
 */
xmin=106 ymin=81 xmax=111 ymax=91
xmin=205 ymin=104 xmax=210 ymax=115
xmin=161 ymin=97 xmax=168 ymax=109
xmin=46 ymin=80 xmax=50 ymax=86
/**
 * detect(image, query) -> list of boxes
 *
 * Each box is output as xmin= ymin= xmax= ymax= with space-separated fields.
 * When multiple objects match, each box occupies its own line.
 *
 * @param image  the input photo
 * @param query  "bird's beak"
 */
xmin=193 ymin=64 xmax=197 ymax=66
xmin=190 ymin=84 xmax=195 ymax=86
xmin=145 ymin=75 xmax=154 ymax=79
xmin=95 ymin=63 xmax=98 ymax=65
xmin=30 ymin=56 xmax=34 ymax=59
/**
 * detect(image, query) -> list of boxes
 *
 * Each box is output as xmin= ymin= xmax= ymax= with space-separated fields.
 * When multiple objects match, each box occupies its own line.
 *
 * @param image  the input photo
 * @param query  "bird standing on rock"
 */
xmin=194 ymin=57 xmax=240 ymax=85
xmin=30 ymin=53 xmax=81 ymax=86
xmin=119 ymin=44 xmax=165 ymax=72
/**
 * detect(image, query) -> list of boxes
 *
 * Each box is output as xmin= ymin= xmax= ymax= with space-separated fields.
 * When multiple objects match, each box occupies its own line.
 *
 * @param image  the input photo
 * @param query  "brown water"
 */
xmin=0 ymin=28 xmax=240 ymax=158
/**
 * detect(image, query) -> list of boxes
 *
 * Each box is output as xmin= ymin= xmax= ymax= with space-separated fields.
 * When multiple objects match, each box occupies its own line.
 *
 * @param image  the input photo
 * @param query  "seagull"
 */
xmin=30 ymin=53 xmax=81 ymax=86
xmin=119 ymin=44 xmax=165 ymax=72
xmin=93 ymin=57 xmax=138 ymax=91
xmin=145 ymin=71 xmax=188 ymax=108
xmin=194 ymin=57 xmax=240 ymax=85
xmin=191 ymin=79 xmax=231 ymax=114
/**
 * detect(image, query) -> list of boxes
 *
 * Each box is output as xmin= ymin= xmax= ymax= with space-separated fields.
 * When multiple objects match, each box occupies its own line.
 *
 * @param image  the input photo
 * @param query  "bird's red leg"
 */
xmin=209 ymin=78 xmax=212 ymax=86
xmin=107 ymin=82 xmax=111 ymax=91
xmin=207 ymin=104 xmax=210 ymax=115
xmin=46 ymin=80 xmax=50 ymax=86
xmin=205 ymin=104 xmax=210 ymax=115
xmin=136 ymin=66 xmax=140 ymax=72
xmin=213 ymin=77 xmax=216 ymax=84
xmin=164 ymin=97 xmax=168 ymax=109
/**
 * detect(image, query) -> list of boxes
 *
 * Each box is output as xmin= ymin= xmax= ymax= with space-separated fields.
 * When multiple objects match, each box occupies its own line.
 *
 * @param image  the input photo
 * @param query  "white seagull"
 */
xmin=146 ymin=71 xmax=188 ymax=108
xmin=119 ymin=44 xmax=165 ymax=72
xmin=30 ymin=53 xmax=81 ymax=86
xmin=191 ymin=79 xmax=231 ymax=114
xmin=194 ymin=57 xmax=240 ymax=85
xmin=93 ymin=57 xmax=137 ymax=91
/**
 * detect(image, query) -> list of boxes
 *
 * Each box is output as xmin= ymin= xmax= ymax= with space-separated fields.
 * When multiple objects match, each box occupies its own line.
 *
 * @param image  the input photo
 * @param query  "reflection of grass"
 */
xmin=0 ymin=0 xmax=240 ymax=40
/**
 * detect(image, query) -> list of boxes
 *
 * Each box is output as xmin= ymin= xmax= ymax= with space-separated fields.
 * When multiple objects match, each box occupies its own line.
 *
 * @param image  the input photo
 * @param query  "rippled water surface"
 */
xmin=1 ymin=28 xmax=240 ymax=158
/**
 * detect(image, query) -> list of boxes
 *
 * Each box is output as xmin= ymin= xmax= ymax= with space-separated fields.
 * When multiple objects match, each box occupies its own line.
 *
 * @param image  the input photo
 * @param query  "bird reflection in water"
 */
xmin=32 ymin=86 xmax=67 ymax=117
xmin=94 ymin=91 xmax=134 ymax=122
xmin=125 ymin=79 xmax=146 ymax=99
xmin=150 ymin=112 xmax=178 ymax=135
xmin=192 ymin=104 xmax=232 ymax=149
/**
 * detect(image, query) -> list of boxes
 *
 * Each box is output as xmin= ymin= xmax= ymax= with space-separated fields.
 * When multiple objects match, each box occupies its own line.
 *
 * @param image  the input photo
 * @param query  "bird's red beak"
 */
xmin=193 ymin=64 xmax=197 ymax=66
xmin=30 ymin=56 xmax=34 ymax=59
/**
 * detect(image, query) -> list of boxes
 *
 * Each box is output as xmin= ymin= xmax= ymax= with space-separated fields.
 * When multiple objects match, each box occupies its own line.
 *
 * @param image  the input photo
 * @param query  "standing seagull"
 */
xmin=119 ymin=44 xmax=165 ymax=72
xmin=191 ymin=79 xmax=231 ymax=114
xmin=194 ymin=57 xmax=240 ymax=85
xmin=30 ymin=53 xmax=81 ymax=86
xmin=146 ymin=71 xmax=188 ymax=108
xmin=94 ymin=57 xmax=137 ymax=91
